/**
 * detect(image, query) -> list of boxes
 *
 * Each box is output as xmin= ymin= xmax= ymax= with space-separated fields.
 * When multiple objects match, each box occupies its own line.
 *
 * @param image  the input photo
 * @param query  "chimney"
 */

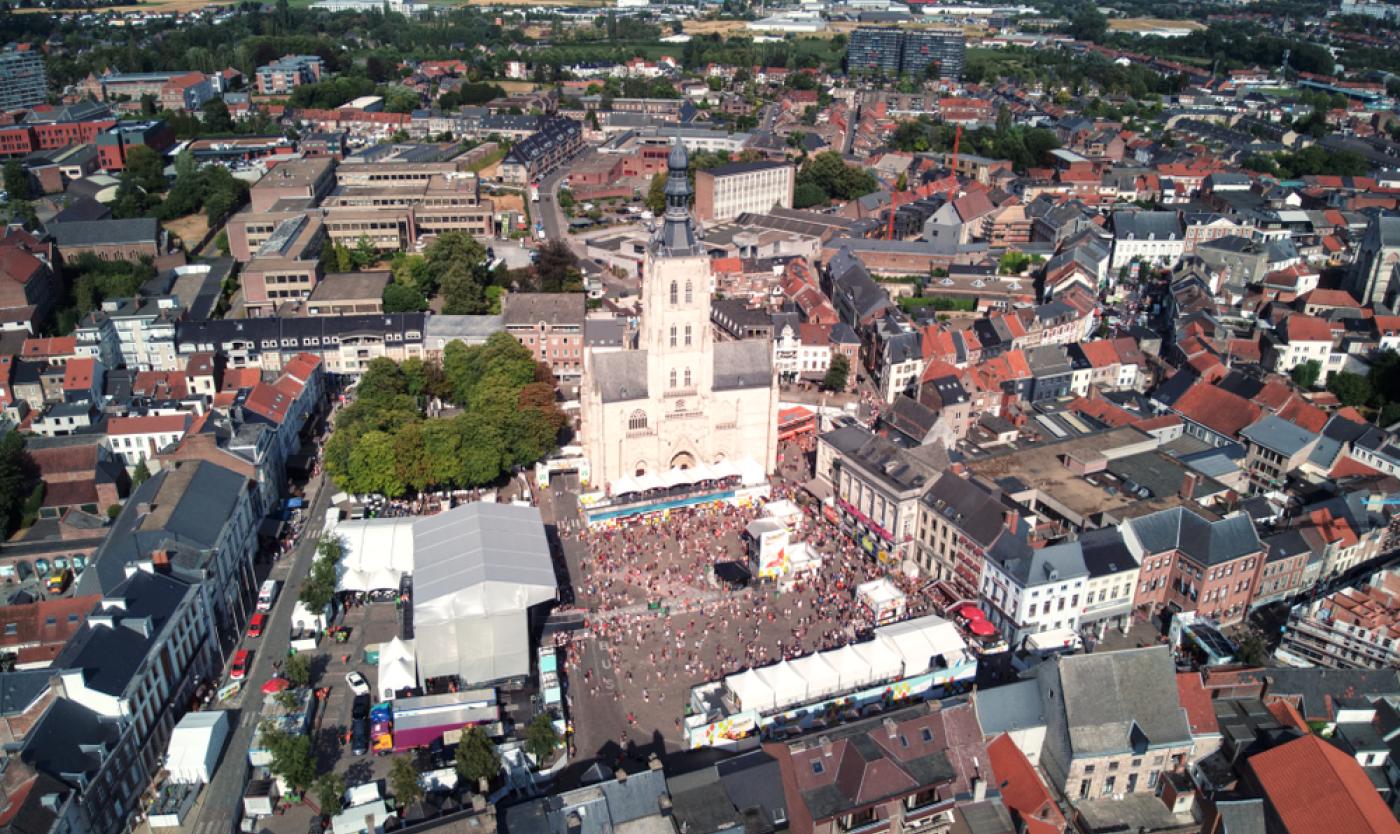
xmin=820 ymin=736 xmax=833 ymax=757
xmin=151 ymin=550 xmax=171 ymax=573
xmin=658 ymin=795 xmax=673 ymax=818
xmin=478 ymin=777 xmax=489 ymax=794
xmin=883 ymin=717 xmax=898 ymax=738
xmin=1004 ymin=509 xmax=1019 ymax=532
xmin=567 ymin=813 xmax=583 ymax=834
xmin=1180 ymin=472 xmax=1199 ymax=501
xmin=471 ymin=794 xmax=487 ymax=812
xmin=648 ymin=754 xmax=663 ymax=771
xmin=972 ymin=777 xmax=986 ymax=802
xmin=615 ymin=768 xmax=628 ymax=783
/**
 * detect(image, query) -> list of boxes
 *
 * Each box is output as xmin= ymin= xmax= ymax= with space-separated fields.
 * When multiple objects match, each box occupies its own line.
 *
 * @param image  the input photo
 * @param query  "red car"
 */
xmin=246 ymin=613 xmax=267 ymax=639
xmin=230 ymin=649 xmax=251 ymax=680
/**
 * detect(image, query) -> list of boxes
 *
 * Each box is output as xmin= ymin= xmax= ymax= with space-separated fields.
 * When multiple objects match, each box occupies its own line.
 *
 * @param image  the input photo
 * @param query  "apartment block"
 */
xmin=255 ymin=54 xmax=324 ymax=95
xmin=502 ymin=293 xmax=586 ymax=384
xmin=0 ymin=44 xmax=47 ymax=111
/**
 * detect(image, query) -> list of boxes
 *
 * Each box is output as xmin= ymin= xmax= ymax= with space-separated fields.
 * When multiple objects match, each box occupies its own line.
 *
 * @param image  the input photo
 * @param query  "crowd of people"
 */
xmin=558 ymin=442 xmax=948 ymax=753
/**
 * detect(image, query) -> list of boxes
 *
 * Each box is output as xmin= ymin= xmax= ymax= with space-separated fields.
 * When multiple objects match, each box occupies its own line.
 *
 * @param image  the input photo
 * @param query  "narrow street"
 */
xmin=183 ymin=473 xmax=336 ymax=834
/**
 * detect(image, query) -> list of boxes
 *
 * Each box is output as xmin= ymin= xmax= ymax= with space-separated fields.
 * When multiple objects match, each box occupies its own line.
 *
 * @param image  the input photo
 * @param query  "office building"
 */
xmin=694 ymin=161 xmax=796 ymax=223
xmin=255 ymin=54 xmax=324 ymax=95
xmin=0 ymin=44 xmax=47 ymax=111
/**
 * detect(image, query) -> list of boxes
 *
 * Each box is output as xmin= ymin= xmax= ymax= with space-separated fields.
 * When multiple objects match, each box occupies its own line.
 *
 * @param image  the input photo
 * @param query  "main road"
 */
xmin=185 ymin=471 xmax=336 ymax=834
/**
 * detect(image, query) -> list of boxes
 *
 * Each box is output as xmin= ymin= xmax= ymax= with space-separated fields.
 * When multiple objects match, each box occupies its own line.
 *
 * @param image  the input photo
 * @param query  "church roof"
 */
xmin=592 ymin=350 xmax=649 ymax=403
xmin=713 ymin=340 xmax=772 ymax=390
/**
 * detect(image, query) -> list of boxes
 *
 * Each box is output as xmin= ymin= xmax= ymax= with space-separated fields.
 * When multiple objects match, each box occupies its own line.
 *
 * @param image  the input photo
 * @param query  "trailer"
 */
xmin=392 ymin=704 xmax=499 ymax=752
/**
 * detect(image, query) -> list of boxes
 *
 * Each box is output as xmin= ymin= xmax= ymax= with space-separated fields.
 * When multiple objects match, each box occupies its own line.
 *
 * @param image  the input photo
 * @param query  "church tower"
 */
xmin=640 ymin=141 xmax=714 ymax=414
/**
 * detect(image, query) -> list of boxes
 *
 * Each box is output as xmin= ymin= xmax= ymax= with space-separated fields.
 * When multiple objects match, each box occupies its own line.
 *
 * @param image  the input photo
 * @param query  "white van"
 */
xmin=256 ymin=580 xmax=279 ymax=612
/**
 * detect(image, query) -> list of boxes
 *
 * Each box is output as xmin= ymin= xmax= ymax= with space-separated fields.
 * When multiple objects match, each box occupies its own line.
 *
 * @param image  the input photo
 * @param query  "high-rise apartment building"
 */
xmin=0 ymin=44 xmax=48 ymax=111
xmin=846 ymin=28 xmax=965 ymax=80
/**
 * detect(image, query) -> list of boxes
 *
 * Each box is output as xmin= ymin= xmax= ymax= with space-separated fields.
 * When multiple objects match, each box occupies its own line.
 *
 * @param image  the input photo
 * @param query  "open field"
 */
xmin=162 ymin=213 xmax=210 ymax=250
xmin=683 ymin=18 xmax=750 ymax=36
xmin=1108 ymin=17 xmax=1207 ymax=33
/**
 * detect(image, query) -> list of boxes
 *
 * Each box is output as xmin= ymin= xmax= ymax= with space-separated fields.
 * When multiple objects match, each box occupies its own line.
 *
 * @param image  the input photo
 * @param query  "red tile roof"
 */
xmin=1277 ymin=397 xmax=1328 ymax=433
xmin=1249 ymin=734 xmax=1400 ymax=834
xmin=243 ymin=381 xmax=293 ymax=425
xmin=107 ymin=413 xmax=192 ymax=436
xmin=20 ymin=336 xmax=75 ymax=360
xmin=1282 ymin=314 xmax=1334 ymax=343
xmin=62 ymin=357 xmax=96 ymax=391
xmin=1172 ymin=383 xmax=1261 ymax=440
xmin=220 ymin=367 xmax=262 ymax=391
xmin=1175 ymin=672 xmax=1219 ymax=737
xmin=1301 ymin=287 xmax=1359 ymax=308
xmin=1078 ymin=340 xmax=1119 ymax=369
xmin=987 ymin=734 xmax=1065 ymax=834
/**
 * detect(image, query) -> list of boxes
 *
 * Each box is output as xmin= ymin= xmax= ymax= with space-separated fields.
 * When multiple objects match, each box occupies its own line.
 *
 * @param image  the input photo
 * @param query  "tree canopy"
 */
xmin=324 ymin=334 xmax=566 ymax=497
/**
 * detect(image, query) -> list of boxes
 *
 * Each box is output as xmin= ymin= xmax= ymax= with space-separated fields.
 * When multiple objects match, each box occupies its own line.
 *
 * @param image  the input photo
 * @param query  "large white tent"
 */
xmin=376 ymin=637 xmax=418 ymax=700
xmin=411 ymin=503 xmax=556 ymax=685
xmin=332 ymin=516 xmax=416 ymax=593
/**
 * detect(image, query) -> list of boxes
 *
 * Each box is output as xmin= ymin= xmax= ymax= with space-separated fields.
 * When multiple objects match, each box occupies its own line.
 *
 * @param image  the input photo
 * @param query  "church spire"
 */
xmin=655 ymin=138 xmax=699 ymax=255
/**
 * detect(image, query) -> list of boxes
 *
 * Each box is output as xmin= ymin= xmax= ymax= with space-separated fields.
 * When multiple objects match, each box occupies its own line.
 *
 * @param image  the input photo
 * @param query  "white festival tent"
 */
xmin=376 ymin=637 xmax=418 ymax=699
xmin=332 ymin=516 xmax=416 ymax=593
xmin=720 ymin=614 xmax=967 ymax=715
xmin=411 ymin=503 xmax=557 ymax=685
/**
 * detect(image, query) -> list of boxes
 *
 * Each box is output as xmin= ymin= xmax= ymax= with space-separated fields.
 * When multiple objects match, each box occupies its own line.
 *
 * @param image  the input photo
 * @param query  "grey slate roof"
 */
xmin=0 ymin=670 xmax=56 ymax=717
xmin=1125 ymin=507 xmax=1260 ymax=566
xmin=1040 ymin=646 xmax=1192 ymax=758
xmin=1240 ymin=414 xmax=1316 ymax=457
xmin=712 ymin=340 xmax=772 ymax=390
xmin=21 ymin=697 xmax=121 ymax=786
xmin=1078 ymin=527 xmax=1136 ymax=579
xmin=1113 ymin=210 xmax=1182 ymax=241
xmin=591 ymin=350 xmax=649 ymax=403
xmin=76 ymin=460 xmax=251 ymax=596
xmin=503 ymin=293 xmax=586 ymax=327
xmin=47 ymin=218 xmax=158 ymax=246
xmin=973 ymin=678 xmax=1045 ymax=735
xmin=504 ymin=768 xmax=669 ymax=834
xmin=54 ymin=570 xmax=192 ymax=697
xmin=992 ymin=540 xmax=1087 ymax=588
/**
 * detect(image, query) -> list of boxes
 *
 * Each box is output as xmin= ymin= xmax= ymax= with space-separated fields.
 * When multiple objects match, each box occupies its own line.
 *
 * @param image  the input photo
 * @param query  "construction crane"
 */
xmin=946 ymin=122 xmax=963 ymax=199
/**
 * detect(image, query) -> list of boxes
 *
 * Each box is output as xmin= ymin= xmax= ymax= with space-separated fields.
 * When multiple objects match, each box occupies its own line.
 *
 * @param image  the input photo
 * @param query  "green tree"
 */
xmin=3 ymin=161 xmax=31 ymax=202
xmin=523 ymin=713 xmax=561 ymax=765
xmin=1290 ymin=360 xmax=1321 ymax=389
xmin=454 ymin=726 xmax=500 ymax=786
xmin=1327 ymin=371 xmax=1372 ymax=408
xmin=347 ymin=430 xmax=404 ymax=496
xmin=793 ymin=181 xmax=827 ymax=209
xmin=284 ymin=651 xmax=312 ymax=687
xmin=426 ymin=231 xmax=490 ymax=314
xmin=259 ymin=722 xmax=316 ymax=794
xmin=316 ymin=772 xmax=347 ymax=817
xmin=132 ymin=460 xmax=151 ymax=485
xmin=1069 ymin=2 xmax=1108 ymax=42
xmin=823 ymin=353 xmax=850 ymax=392
xmin=0 ymin=433 xmax=31 ymax=537
xmin=534 ymin=239 xmax=581 ymax=292
xmin=383 ymin=283 xmax=428 ymax=313
xmin=123 ymin=145 xmax=167 ymax=193
xmin=389 ymin=756 xmax=424 ymax=806
xmin=202 ymin=97 xmax=235 ymax=133
xmin=645 ymin=172 xmax=666 ymax=216
xmin=299 ymin=534 xmax=343 ymax=612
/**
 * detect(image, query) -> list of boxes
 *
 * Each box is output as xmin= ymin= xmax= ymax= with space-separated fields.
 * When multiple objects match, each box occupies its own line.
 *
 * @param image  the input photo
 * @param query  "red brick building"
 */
xmin=1125 ymin=506 xmax=1266 ymax=626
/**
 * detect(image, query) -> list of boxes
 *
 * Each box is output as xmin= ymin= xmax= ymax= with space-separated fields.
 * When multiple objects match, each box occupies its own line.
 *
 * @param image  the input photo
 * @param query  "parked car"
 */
xmin=352 ymin=693 xmax=371 ymax=721
xmin=345 ymin=671 xmax=370 ymax=697
xmin=230 ymin=649 xmax=251 ymax=680
xmin=350 ymin=717 xmax=370 ymax=756
xmin=246 ymin=613 xmax=268 ymax=638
